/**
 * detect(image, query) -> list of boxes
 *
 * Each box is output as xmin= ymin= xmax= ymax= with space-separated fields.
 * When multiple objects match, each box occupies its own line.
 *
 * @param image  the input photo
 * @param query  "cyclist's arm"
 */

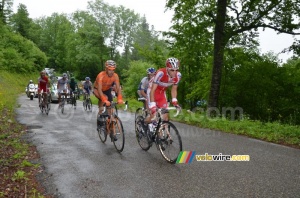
xmin=115 ymin=80 xmax=122 ymax=97
xmin=150 ymin=83 xmax=158 ymax=103
xmin=97 ymin=82 xmax=105 ymax=98
xmin=140 ymin=89 xmax=147 ymax=98
xmin=171 ymin=84 xmax=178 ymax=99
xmin=67 ymin=82 xmax=70 ymax=90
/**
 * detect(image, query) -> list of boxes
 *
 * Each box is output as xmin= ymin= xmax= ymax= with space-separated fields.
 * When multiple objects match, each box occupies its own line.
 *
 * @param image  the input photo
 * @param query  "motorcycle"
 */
xmin=26 ymin=84 xmax=36 ymax=100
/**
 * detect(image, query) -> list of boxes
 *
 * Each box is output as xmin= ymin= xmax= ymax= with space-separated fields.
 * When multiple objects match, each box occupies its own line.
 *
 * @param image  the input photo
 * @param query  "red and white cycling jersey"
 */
xmin=152 ymin=68 xmax=181 ymax=90
xmin=38 ymin=76 xmax=49 ymax=92
xmin=147 ymin=68 xmax=181 ymax=108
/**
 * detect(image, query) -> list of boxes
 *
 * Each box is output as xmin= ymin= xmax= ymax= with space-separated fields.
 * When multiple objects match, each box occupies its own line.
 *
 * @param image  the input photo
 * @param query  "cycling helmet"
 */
xmin=146 ymin=67 xmax=156 ymax=74
xmin=166 ymin=57 xmax=180 ymax=69
xmin=29 ymin=80 xmax=33 ymax=83
xmin=40 ymin=71 xmax=46 ymax=75
xmin=71 ymin=77 xmax=75 ymax=81
xmin=105 ymin=60 xmax=116 ymax=70
xmin=85 ymin=77 xmax=90 ymax=81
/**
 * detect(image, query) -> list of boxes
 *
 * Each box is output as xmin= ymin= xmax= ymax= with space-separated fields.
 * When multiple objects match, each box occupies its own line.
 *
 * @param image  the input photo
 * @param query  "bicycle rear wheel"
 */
xmin=87 ymin=98 xmax=92 ymax=111
xmin=135 ymin=116 xmax=151 ymax=151
xmin=61 ymin=98 xmax=65 ymax=114
xmin=157 ymin=121 xmax=182 ymax=164
xmin=97 ymin=117 xmax=107 ymax=143
xmin=112 ymin=116 xmax=125 ymax=152
xmin=83 ymin=99 xmax=87 ymax=111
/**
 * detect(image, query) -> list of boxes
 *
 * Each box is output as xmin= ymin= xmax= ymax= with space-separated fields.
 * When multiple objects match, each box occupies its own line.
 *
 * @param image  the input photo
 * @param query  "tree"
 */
xmin=0 ymin=0 xmax=12 ymax=24
xmin=166 ymin=0 xmax=300 ymax=108
xmin=10 ymin=3 xmax=32 ymax=39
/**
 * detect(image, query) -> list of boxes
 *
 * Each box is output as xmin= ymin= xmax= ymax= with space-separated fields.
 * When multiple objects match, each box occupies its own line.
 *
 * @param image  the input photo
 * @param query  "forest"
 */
xmin=1 ymin=0 xmax=300 ymax=125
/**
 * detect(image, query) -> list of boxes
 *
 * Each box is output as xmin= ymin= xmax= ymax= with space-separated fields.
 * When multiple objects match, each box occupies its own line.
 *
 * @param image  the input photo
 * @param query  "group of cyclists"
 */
xmin=31 ymin=57 xmax=181 ymax=141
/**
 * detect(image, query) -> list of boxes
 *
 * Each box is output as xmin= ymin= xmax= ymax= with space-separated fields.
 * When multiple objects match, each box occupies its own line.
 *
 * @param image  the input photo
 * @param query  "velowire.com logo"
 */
xmin=176 ymin=151 xmax=250 ymax=164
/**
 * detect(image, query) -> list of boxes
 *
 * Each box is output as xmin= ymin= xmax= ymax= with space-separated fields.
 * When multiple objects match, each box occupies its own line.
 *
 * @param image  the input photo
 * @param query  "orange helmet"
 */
xmin=105 ymin=60 xmax=116 ymax=70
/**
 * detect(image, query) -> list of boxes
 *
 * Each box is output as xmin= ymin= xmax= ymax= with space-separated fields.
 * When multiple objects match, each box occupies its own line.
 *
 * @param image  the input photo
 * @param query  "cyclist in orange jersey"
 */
xmin=93 ymin=60 xmax=124 ymax=115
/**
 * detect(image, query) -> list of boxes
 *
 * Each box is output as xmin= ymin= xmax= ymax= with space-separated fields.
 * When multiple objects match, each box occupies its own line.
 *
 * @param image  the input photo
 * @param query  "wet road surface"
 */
xmin=16 ymin=95 xmax=300 ymax=197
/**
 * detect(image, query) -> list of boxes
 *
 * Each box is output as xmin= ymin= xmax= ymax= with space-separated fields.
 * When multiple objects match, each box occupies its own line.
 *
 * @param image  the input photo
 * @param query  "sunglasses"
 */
xmin=169 ymin=69 xmax=178 ymax=72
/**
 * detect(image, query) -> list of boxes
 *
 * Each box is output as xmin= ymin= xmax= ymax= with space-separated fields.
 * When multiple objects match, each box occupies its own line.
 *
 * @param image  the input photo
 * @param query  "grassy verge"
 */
xmin=0 ymin=71 xmax=52 ymax=197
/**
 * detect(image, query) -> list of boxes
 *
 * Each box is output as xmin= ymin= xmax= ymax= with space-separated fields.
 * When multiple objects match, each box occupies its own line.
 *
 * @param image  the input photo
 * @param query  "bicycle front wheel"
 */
xmin=135 ymin=116 xmax=151 ymax=151
xmin=97 ymin=118 xmax=107 ymax=143
xmin=46 ymin=103 xmax=50 ymax=115
xmin=157 ymin=121 xmax=182 ymax=164
xmin=112 ymin=116 xmax=125 ymax=153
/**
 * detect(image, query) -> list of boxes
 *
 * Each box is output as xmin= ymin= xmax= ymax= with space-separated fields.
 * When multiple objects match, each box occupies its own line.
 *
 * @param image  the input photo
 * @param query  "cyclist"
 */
xmin=137 ymin=67 xmax=156 ymax=109
xmin=38 ymin=71 xmax=50 ymax=107
xmin=57 ymin=73 xmax=70 ymax=107
xmin=146 ymin=57 xmax=181 ymax=124
xmin=69 ymin=77 xmax=78 ymax=95
xmin=82 ymin=77 xmax=93 ymax=100
xmin=93 ymin=60 xmax=124 ymax=140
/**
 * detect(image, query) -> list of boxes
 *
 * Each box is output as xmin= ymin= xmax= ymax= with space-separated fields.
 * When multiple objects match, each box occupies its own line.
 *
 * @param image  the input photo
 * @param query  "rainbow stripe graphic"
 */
xmin=176 ymin=151 xmax=196 ymax=164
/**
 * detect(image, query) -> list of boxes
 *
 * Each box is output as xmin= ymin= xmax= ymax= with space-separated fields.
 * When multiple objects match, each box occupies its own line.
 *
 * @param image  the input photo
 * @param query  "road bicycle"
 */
xmin=83 ymin=93 xmax=92 ymax=111
xmin=71 ymin=90 xmax=77 ymax=109
xmin=97 ymin=101 xmax=128 ymax=152
xmin=135 ymin=107 xmax=182 ymax=163
xmin=59 ymin=93 xmax=68 ymax=114
xmin=39 ymin=91 xmax=51 ymax=115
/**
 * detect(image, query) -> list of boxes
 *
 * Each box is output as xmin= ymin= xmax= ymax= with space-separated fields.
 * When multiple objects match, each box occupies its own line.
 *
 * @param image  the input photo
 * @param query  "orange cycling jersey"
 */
xmin=94 ymin=71 xmax=119 ymax=91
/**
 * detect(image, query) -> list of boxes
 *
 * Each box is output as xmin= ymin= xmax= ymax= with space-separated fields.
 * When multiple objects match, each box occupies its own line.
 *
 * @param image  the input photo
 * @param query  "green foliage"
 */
xmin=122 ymin=60 xmax=156 ymax=98
xmin=12 ymin=170 xmax=27 ymax=181
xmin=0 ymin=25 xmax=47 ymax=73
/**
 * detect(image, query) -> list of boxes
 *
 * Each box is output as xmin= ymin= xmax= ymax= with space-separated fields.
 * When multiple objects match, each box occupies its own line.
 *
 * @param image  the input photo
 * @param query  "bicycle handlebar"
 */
xmin=157 ymin=106 xmax=181 ymax=117
xmin=101 ymin=101 xmax=128 ymax=113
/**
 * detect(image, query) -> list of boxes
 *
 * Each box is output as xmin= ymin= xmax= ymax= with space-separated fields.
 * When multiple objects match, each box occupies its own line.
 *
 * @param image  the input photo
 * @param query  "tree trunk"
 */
xmin=208 ymin=0 xmax=228 ymax=108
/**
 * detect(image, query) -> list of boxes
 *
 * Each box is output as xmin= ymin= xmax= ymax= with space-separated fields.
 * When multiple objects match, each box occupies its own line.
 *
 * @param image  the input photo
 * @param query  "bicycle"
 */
xmin=135 ymin=107 xmax=182 ymax=163
xmin=59 ymin=93 xmax=68 ymax=114
xmin=71 ymin=90 xmax=77 ymax=109
xmin=83 ymin=93 xmax=92 ymax=111
xmin=39 ymin=91 xmax=51 ymax=115
xmin=97 ymin=101 xmax=128 ymax=152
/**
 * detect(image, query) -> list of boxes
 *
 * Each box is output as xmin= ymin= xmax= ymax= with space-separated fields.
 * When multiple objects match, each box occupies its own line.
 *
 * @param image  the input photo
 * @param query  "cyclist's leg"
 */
xmin=156 ymin=91 xmax=169 ymax=121
xmin=58 ymin=91 xmax=61 ymax=106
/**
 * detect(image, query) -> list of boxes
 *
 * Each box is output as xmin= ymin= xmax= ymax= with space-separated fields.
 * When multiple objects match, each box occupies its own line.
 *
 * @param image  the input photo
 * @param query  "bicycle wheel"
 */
xmin=61 ymin=99 xmax=65 ymax=114
xmin=135 ymin=108 xmax=143 ymax=119
xmin=45 ymin=103 xmax=50 ymax=115
xmin=157 ymin=121 xmax=182 ymax=164
xmin=87 ymin=98 xmax=92 ymax=111
xmin=83 ymin=99 xmax=87 ymax=111
xmin=112 ymin=116 xmax=125 ymax=152
xmin=97 ymin=117 xmax=107 ymax=143
xmin=72 ymin=96 xmax=76 ymax=108
xmin=135 ymin=115 xmax=151 ymax=151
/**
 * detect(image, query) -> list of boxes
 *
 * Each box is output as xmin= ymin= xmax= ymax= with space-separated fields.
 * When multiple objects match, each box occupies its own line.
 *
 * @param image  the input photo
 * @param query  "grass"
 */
xmin=0 ymin=71 xmax=50 ymax=197
xmin=114 ymin=98 xmax=300 ymax=148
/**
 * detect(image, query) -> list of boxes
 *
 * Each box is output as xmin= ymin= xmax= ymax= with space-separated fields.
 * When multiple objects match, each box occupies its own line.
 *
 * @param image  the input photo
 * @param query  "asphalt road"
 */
xmin=16 ymin=95 xmax=300 ymax=198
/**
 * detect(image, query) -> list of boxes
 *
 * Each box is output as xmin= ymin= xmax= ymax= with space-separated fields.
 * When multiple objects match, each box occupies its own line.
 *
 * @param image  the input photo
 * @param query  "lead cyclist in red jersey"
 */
xmin=38 ymin=71 xmax=50 ymax=107
xmin=147 ymin=57 xmax=181 ymax=123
